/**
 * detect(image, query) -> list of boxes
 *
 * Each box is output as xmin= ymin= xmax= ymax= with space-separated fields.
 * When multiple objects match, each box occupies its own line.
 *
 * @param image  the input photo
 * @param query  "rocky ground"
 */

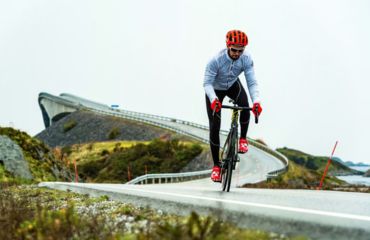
xmin=181 ymin=148 xmax=213 ymax=172
xmin=0 ymin=183 xmax=307 ymax=240
xmin=35 ymin=110 xmax=181 ymax=147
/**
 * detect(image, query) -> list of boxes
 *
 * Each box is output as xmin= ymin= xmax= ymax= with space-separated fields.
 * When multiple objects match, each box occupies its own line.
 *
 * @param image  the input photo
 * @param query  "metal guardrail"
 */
xmin=127 ymin=170 xmax=212 ymax=184
xmin=41 ymin=93 xmax=289 ymax=184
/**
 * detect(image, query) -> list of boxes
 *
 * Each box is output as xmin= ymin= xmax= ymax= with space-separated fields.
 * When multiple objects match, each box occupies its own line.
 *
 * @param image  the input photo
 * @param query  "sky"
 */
xmin=0 ymin=0 xmax=369 ymax=164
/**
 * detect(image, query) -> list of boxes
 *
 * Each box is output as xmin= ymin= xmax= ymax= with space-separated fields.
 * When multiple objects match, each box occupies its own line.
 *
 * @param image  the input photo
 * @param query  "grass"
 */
xmin=108 ymin=127 xmax=120 ymax=139
xmin=63 ymin=119 xmax=77 ymax=132
xmin=61 ymin=140 xmax=144 ymax=164
xmin=0 ymin=183 xmax=308 ymax=240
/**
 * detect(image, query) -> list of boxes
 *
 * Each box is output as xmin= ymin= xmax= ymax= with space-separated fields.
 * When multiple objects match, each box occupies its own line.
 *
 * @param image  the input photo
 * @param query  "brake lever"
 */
xmin=254 ymin=106 xmax=259 ymax=124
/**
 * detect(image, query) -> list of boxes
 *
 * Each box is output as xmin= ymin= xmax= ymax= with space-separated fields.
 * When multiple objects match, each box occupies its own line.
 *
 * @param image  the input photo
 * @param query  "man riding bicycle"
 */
xmin=204 ymin=29 xmax=262 ymax=182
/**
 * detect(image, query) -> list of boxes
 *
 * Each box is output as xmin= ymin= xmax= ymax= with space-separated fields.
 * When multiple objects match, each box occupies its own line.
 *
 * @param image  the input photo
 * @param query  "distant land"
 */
xmin=332 ymin=157 xmax=370 ymax=167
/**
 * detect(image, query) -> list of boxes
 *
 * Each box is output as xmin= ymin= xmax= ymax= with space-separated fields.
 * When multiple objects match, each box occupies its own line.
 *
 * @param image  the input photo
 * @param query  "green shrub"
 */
xmin=61 ymin=146 xmax=73 ymax=156
xmin=101 ymin=149 xmax=110 ymax=156
xmin=87 ymin=143 xmax=94 ymax=151
xmin=113 ymin=142 xmax=122 ymax=152
xmin=63 ymin=120 xmax=77 ymax=133
xmin=79 ymin=158 xmax=106 ymax=179
xmin=92 ymin=138 xmax=203 ymax=183
xmin=108 ymin=127 xmax=120 ymax=140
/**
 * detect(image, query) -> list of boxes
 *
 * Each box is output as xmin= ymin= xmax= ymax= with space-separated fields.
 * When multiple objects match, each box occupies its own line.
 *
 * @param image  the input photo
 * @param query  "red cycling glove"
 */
xmin=211 ymin=99 xmax=222 ymax=113
xmin=252 ymin=102 xmax=262 ymax=116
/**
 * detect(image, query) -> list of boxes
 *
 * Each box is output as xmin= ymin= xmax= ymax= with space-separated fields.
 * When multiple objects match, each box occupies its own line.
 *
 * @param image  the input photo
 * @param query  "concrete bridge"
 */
xmin=38 ymin=92 xmax=288 ymax=185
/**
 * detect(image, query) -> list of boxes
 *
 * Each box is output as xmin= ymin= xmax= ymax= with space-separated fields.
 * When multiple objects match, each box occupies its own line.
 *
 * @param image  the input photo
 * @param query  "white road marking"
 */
xmin=95 ymin=185 xmax=370 ymax=222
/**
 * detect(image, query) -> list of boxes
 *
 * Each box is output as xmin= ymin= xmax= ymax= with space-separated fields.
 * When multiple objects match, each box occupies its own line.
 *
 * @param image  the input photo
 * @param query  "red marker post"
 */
xmin=127 ymin=165 xmax=131 ymax=181
xmin=318 ymin=141 xmax=338 ymax=190
xmin=73 ymin=159 xmax=79 ymax=183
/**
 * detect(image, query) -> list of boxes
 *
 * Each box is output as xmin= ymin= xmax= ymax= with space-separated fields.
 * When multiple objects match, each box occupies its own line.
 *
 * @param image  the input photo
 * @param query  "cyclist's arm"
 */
xmin=243 ymin=54 xmax=261 ymax=103
xmin=203 ymin=58 xmax=218 ymax=102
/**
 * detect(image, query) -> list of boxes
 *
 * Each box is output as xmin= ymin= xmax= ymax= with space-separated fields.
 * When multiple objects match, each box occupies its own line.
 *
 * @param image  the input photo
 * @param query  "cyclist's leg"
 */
xmin=205 ymin=92 xmax=227 ymax=166
xmin=226 ymin=79 xmax=250 ymax=139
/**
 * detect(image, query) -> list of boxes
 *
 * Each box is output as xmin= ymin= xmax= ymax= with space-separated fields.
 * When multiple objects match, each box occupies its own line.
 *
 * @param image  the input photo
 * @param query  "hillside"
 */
xmin=244 ymin=147 xmax=370 ymax=191
xmin=276 ymin=147 xmax=361 ymax=176
xmin=0 ymin=127 xmax=72 ymax=183
xmin=243 ymin=161 xmax=344 ymax=190
xmin=36 ymin=110 xmax=193 ymax=147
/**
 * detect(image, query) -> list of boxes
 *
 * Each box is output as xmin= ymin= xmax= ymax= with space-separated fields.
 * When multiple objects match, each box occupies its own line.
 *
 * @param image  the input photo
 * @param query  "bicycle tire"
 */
xmin=226 ymin=130 xmax=237 ymax=192
xmin=221 ymin=129 xmax=237 ymax=192
xmin=226 ymin=159 xmax=233 ymax=192
xmin=221 ymin=132 xmax=232 ymax=191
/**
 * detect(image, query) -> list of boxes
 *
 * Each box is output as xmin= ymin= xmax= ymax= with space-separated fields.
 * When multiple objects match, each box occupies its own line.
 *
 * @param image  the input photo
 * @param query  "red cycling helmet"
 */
xmin=226 ymin=30 xmax=248 ymax=47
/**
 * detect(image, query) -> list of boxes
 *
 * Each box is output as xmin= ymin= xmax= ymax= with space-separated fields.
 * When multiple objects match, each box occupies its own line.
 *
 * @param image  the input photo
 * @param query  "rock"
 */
xmin=364 ymin=169 xmax=370 ymax=177
xmin=180 ymin=149 xmax=213 ymax=172
xmin=0 ymin=135 xmax=33 ymax=180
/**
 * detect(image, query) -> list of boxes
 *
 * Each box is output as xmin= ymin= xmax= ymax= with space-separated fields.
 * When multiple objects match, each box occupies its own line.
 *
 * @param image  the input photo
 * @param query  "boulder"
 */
xmin=0 ymin=135 xmax=33 ymax=180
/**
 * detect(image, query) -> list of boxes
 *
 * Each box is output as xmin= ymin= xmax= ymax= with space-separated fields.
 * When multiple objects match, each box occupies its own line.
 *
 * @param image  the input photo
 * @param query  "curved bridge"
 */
xmin=38 ymin=92 xmax=288 ymax=185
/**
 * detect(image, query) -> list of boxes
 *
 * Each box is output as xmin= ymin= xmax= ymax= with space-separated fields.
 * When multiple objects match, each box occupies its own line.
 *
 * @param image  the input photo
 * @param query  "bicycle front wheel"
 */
xmin=225 ymin=159 xmax=233 ymax=192
xmin=221 ymin=134 xmax=231 ymax=191
xmin=221 ymin=130 xmax=236 ymax=192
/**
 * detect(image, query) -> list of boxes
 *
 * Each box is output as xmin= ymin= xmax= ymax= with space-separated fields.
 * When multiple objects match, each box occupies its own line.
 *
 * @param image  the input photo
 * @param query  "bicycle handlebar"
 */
xmin=221 ymin=105 xmax=259 ymax=124
xmin=221 ymin=105 xmax=252 ymax=111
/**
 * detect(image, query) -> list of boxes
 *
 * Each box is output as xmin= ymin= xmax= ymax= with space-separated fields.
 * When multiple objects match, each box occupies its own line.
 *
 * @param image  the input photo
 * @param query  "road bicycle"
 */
xmin=217 ymin=99 xmax=259 ymax=192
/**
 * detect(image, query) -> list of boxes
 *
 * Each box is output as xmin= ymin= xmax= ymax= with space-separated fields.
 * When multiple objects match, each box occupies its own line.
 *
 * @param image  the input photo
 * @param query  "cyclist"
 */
xmin=204 ymin=29 xmax=262 ymax=182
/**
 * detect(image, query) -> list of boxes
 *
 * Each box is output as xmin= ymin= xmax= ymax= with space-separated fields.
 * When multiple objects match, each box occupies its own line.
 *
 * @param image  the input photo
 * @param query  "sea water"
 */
xmin=337 ymin=166 xmax=370 ymax=186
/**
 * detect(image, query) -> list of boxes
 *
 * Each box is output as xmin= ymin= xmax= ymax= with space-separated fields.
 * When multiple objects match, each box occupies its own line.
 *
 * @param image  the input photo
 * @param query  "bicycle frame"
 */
xmin=219 ymin=101 xmax=258 ymax=192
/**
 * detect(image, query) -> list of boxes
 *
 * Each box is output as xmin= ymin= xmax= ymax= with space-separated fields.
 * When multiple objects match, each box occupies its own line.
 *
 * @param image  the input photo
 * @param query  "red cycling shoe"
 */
xmin=238 ymin=138 xmax=249 ymax=153
xmin=211 ymin=166 xmax=221 ymax=182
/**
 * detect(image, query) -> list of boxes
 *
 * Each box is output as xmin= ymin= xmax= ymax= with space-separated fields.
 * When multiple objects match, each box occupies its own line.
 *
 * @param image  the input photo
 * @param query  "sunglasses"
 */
xmin=230 ymin=48 xmax=244 ymax=53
